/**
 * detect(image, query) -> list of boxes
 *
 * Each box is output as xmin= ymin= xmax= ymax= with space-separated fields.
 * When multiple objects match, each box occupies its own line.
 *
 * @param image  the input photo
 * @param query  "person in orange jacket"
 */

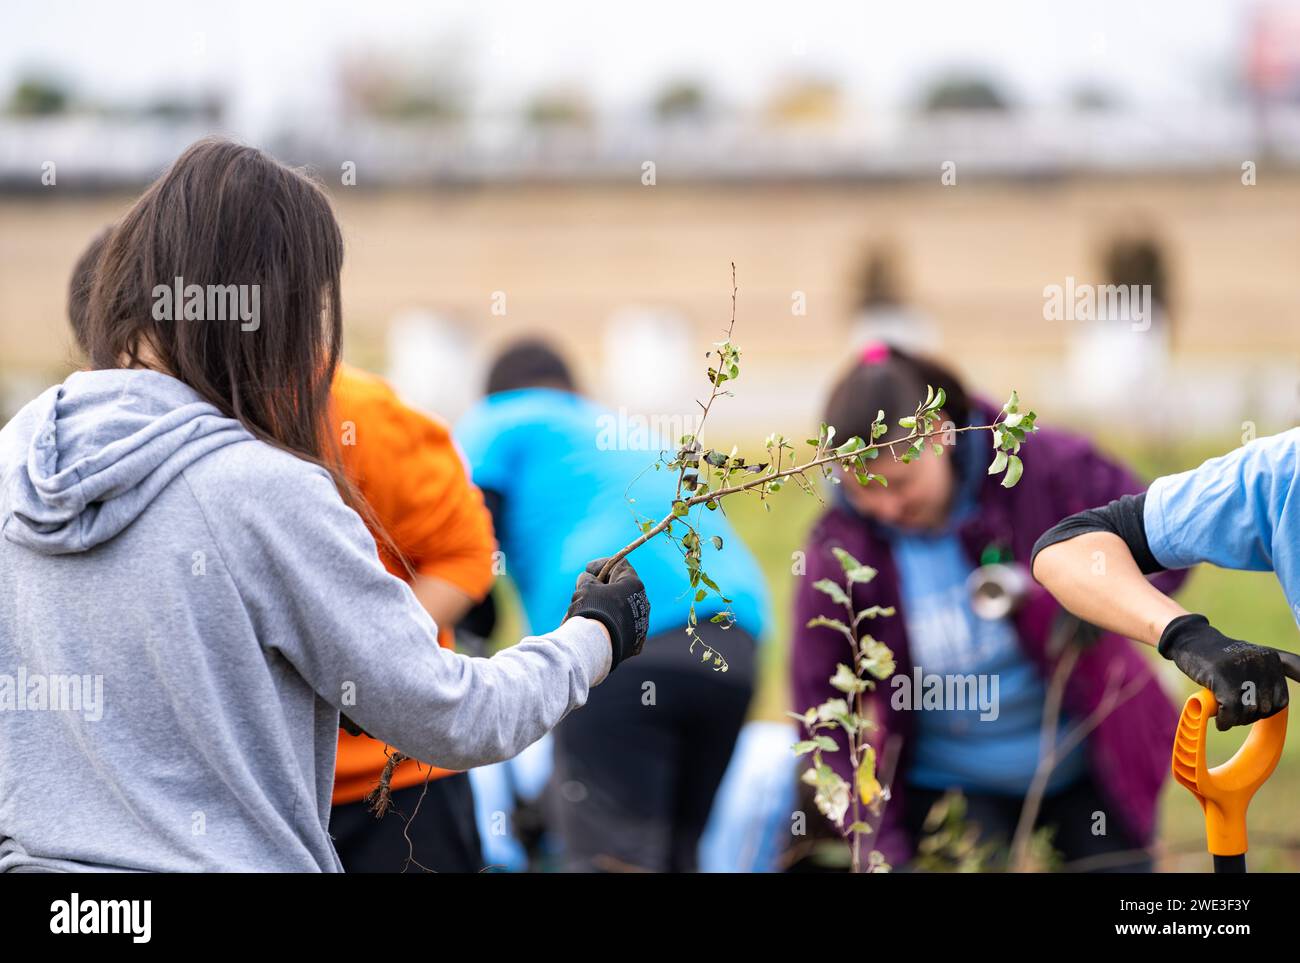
xmin=326 ymin=364 xmax=499 ymax=872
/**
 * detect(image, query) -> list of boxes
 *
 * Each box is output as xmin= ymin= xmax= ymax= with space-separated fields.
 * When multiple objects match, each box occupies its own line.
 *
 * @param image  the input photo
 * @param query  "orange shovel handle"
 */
xmin=1171 ymin=688 xmax=1288 ymax=857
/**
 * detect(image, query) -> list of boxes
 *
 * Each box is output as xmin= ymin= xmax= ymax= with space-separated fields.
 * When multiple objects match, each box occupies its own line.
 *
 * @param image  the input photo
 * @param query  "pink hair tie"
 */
xmin=859 ymin=341 xmax=890 ymax=365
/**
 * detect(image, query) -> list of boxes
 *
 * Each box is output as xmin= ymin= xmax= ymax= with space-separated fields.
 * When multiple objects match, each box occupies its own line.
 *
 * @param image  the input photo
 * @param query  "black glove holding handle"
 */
xmin=1159 ymin=613 xmax=1300 ymax=731
xmin=565 ymin=556 xmax=650 ymax=672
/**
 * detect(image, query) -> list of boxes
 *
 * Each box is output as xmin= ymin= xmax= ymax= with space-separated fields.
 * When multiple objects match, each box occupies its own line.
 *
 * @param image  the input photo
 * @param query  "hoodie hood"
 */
xmin=2 ymin=368 xmax=251 ymax=555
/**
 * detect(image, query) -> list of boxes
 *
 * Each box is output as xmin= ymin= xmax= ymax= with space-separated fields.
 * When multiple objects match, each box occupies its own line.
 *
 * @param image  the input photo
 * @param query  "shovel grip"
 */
xmin=1172 ymin=689 xmax=1288 ymax=857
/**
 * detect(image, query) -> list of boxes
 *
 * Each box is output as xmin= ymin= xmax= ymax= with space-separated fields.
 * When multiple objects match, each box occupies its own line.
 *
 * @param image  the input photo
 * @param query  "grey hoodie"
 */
xmin=0 ymin=368 xmax=611 ymax=872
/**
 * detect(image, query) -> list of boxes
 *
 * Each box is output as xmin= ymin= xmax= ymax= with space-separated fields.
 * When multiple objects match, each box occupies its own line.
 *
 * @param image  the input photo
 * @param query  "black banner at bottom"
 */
xmin=0 ymin=869 xmax=1283 ymax=948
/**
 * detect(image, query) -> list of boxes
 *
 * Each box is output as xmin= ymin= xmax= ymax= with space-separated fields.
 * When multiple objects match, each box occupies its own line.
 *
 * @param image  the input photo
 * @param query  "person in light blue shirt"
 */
xmin=456 ymin=339 xmax=771 ymax=872
xmin=456 ymin=387 xmax=767 ymax=644
xmin=863 ymin=408 xmax=1088 ymax=799
xmin=893 ymin=522 xmax=1088 ymax=797
xmin=1034 ymin=429 xmax=1300 ymax=735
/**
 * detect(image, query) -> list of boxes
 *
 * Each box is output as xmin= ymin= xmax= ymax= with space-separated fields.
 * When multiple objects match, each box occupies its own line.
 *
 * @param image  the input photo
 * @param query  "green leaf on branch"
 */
xmin=816 ymin=697 xmax=850 ymax=723
xmin=988 ymin=449 xmax=1008 ymax=475
xmin=831 ymin=662 xmax=869 ymax=694
xmin=812 ymin=578 xmax=850 ymax=606
xmin=789 ymin=707 xmax=820 ymax=728
xmin=859 ymin=638 xmax=896 ymax=680
xmin=805 ymin=615 xmax=854 ymax=641
xmin=830 ymin=548 xmax=877 ymax=585
xmin=1001 ymin=453 xmax=1024 ymax=488
xmin=792 ymin=735 xmax=839 ymax=754
xmin=801 ymin=764 xmax=850 ymax=826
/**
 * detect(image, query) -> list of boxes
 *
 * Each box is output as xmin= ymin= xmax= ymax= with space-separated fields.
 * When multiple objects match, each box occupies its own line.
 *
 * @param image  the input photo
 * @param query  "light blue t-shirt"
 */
xmin=455 ymin=388 xmax=770 ymax=642
xmin=893 ymin=529 xmax=1088 ymax=795
xmin=1145 ymin=429 xmax=1300 ymax=604
xmin=881 ymin=430 xmax=1087 ymax=796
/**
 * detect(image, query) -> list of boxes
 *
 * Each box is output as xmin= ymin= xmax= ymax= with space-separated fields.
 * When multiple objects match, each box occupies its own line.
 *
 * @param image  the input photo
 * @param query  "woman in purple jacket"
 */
xmin=790 ymin=343 xmax=1185 ymax=871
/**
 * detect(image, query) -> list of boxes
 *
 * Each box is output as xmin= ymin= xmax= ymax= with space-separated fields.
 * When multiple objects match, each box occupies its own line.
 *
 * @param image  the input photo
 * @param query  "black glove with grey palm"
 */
xmin=1158 ymin=613 xmax=1299 ymax=731
xmin=565 ymin=556 xmax=650 ymax=671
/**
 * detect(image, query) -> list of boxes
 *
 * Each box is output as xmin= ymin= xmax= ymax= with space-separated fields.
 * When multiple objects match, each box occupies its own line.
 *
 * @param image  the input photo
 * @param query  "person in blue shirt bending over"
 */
xmin=1033 ymin=430 xmax=1300 ymax=733
xmin=456 ymin=339 xmax=771 ymax=872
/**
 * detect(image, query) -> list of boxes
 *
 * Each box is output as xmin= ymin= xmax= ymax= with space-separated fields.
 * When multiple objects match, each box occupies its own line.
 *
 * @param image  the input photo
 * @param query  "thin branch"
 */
xmin=598 ymin=421 xmax=1001 ymax=581
xmin=1009 ymin=647 xmax=1154 ymax=871
xmin=673 ymin=261 xmax=738 ymax=504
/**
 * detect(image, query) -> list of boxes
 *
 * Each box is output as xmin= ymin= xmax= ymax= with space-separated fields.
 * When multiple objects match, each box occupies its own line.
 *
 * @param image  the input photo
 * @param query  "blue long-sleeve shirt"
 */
xmin=456 ymin=388 xmax=770 ymax=642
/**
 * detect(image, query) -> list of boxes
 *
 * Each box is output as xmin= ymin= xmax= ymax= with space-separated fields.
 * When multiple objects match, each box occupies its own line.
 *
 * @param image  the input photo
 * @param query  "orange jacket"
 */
xmin=329 ymin=364 xmax=497 ymax=805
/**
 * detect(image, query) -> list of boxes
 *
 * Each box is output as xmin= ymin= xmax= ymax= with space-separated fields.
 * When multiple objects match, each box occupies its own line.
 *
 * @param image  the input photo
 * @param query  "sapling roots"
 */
xmin=366 ymin=750 xmax=409 ymax=817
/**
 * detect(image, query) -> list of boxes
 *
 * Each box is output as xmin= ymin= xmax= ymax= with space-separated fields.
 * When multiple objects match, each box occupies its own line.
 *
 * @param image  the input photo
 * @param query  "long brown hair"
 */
xmin=85 ymin=137 xmax=349 ymax=489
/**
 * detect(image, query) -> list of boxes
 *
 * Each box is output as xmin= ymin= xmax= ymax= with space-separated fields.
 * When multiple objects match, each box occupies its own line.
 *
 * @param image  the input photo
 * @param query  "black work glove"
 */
xmin=1158 ymin=613 xmax=1290 ymax=731
xmin=565 ymin=557 xmax=650 ymax=671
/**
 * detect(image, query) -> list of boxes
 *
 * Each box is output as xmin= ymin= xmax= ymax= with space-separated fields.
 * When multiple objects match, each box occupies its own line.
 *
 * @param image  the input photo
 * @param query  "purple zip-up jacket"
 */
xmin=790 ymin=402 xmax=1186 ymax=866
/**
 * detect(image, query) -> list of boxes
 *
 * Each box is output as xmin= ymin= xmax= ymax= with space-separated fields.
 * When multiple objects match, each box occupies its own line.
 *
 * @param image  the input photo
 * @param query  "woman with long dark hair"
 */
xmin=791 ymin=342 xmax=1186 ymax=871
xmin=0 ymin=138 xmax=649 ymax=872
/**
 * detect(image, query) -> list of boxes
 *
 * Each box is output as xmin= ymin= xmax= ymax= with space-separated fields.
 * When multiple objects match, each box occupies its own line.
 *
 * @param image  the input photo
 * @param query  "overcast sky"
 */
xmin=0 ymin=0 xmax=1261 ymax=134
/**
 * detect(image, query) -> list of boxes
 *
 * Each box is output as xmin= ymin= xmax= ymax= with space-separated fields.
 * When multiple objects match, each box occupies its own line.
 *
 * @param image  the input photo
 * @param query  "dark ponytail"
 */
xmin=822 ymin=342 xmax=971 ymax=444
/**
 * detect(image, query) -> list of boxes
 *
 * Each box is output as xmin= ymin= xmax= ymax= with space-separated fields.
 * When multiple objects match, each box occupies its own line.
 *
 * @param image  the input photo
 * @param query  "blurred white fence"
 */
xmin=5 ymin=105 xmax=1300 ymax=187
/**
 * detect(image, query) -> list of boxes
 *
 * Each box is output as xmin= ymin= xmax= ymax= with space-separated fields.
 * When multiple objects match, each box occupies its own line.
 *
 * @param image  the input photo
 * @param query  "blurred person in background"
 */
xmin=1063 ymin=237 xmax=1173 ymax=422
xmin=0 ymin=138 xmax=649 ymax=872
xmin=791 ymin=342 xmax=1187 ymax=872
xmin=326 ymin=365 xmax=498 ymax=872
xmin=68 ymin=226 xmax=502 ymax=872
xmin=456 ymin=339 xmax=771 ymax=872
xmin=847 ymin=245 xmax=939 ymax=357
